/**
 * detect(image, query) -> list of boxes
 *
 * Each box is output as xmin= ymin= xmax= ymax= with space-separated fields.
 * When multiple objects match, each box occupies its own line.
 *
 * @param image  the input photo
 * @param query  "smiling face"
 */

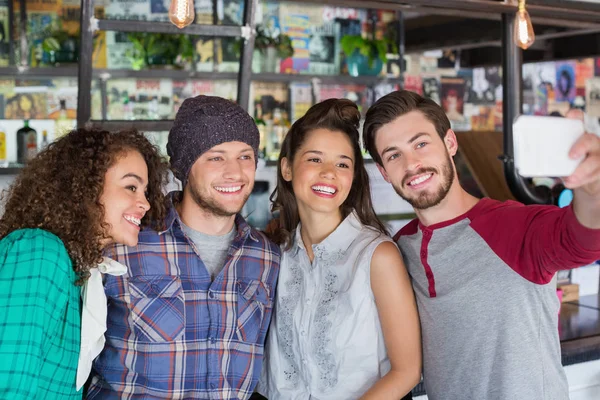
xmin=185 ymin=141 xmax=256 ymax=217
xmin=100 ymin=150 xmax=151 ymax=247
xmin=375 ymin=110 xmax=457 ymax=210
xmin=281 ymin=128 xmax=355 ymax=220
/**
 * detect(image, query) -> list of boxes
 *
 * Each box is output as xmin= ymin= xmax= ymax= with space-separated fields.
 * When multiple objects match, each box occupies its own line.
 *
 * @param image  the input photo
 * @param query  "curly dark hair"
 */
xmin=0 ymin=128 xmax=169 ymax=283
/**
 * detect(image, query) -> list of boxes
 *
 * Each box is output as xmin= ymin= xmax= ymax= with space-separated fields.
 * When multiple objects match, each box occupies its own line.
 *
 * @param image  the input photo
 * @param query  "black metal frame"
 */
xmin=18 ymin=0 xmax=27 ymax=67
xmin=501 ymin=12 xmax=549 ymax=205
xmin=7 ymin=0 xmax=14 ymax=65
xmin=237 ymin=0 xmax=258 ymax=111
xmin=97 ymin=20 xmax=244 ymax=36
xmin=77 ymin=0 xmax=95 ymax=127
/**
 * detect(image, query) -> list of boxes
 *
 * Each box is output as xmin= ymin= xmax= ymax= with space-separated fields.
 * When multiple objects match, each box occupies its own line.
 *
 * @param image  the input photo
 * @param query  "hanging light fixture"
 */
xmin=513 ymin=0 xmax=535 ymax=49
xmin=169 ymin=0 xmax=195 ymax=29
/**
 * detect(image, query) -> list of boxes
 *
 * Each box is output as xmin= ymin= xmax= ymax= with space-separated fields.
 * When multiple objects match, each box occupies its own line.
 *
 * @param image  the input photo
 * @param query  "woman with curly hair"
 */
xmin=0 ymin=128 xmax=169 ymax=399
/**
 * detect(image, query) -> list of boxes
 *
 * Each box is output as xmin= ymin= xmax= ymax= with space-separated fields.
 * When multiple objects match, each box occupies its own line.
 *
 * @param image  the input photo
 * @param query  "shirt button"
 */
xmin=208 ymin=291 xmax=215 ymax=299
xmin=210 ymin=383 xmax=216 ymax=390
xmin=301 ymin=330 xmax=306 ymax=336
xmin=209 ymin=336 xmax=215 ymax=344
xmin=306 ymin=298 xmax=311 ymax=304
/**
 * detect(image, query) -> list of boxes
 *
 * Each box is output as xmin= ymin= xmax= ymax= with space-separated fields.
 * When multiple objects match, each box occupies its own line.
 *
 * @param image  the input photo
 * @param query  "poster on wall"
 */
xmin=4 ymin=91 xmax=48 ymax=119
xmin=105 ymin=0 xmax=150 ymax=20
xmin=422 ymin=76 xmax=441 ymax=105
xmin=470 ymin=106 xmax=495 ymax=131
xmin=289 ymin=82 xmax=313 ymax=122
xmin=105 ymin=31 xmax=134 ymax=69
xmin=575 ymin=59 xmax=594 ymax=89
xmin=279 ymin=3 xmax=313 ymax=73
xmin=319 ymin=84 xmax=367 ymax=112
xmin=522 ymin=63 xmax=536 ymax=114
xmin=308 ymin=22 xmax=340 ymax=75
xmin=470 ymin=67 xmax=497 ymax=105
xmin=441 ymin=76 xmax=467 ymax=127
xmin=555 ymin=61 xmax=577 ymax=104
xmin=595 ymin=57 xmax=600 ymax=76
xmin=220 ymin=0 xmax=244 ymax=25
xmin=404 ymin=75 xmax=423 ymax=95
xmin=586 ymin=78 xmax=600 ymax=118
xmin=457 ymin=69 xmax=478 ymax=104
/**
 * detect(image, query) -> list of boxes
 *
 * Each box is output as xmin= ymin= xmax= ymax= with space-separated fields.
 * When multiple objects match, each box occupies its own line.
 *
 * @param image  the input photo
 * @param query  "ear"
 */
xmin=281 ymin=157 xmax=292 ymax=182
xmin=444 ymin=129 xmax=459 ymax=157
xmin=375 ymin=162 xmax=392 ymax=184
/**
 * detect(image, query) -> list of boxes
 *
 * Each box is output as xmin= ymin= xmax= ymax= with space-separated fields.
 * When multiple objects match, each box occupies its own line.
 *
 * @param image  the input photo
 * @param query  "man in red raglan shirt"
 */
xmin=363 ymin=90 xmax=600 ymax=400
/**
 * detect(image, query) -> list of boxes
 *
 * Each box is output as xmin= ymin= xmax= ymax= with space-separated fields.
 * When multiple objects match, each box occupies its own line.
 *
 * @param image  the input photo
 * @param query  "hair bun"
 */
xmin=332 ymin=98 xmax=360 ymax=128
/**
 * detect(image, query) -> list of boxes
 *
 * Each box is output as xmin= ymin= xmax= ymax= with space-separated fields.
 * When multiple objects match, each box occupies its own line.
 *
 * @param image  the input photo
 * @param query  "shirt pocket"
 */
xmin=128 ymin=275 xmax=185 ymax=343
xmin=236 ymin=279 xmax=273 ymax=344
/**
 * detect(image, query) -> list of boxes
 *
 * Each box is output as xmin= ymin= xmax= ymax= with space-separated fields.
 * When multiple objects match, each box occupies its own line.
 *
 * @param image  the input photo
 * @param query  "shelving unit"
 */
xmin=3 ymin=0 xmax=406 ymax=134
xmin=0 ymin=67 xmax=402 ymax=85
xmin=76 ymin=0 xmax=260 ymax=127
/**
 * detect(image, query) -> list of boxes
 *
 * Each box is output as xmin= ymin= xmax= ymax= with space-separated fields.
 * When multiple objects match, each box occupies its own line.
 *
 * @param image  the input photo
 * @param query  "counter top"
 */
xmin=560 ymin=294 xmax=600 ymax=366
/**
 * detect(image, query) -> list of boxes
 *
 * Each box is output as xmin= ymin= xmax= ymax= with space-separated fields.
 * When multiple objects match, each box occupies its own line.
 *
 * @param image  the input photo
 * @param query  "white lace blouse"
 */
xmin=258 ymin=212 xmax=393 ymax=399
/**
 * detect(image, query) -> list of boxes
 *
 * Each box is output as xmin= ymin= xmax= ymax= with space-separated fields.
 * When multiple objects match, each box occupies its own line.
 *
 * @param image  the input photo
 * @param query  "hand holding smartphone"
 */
xmin=513 ymin=115 xmax=585 ymax=177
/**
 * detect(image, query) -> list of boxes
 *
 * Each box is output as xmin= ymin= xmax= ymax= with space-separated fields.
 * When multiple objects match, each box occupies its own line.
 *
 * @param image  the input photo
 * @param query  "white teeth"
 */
xmin=124 ymin=215 xmax=141 ymax=226
xmin=215 ymin=186 xmax=241 ymax=193
xmin=311 ymin=185 xmax=336 ymax=194
xmin=409 ymin=174 xmax=432 ymax=186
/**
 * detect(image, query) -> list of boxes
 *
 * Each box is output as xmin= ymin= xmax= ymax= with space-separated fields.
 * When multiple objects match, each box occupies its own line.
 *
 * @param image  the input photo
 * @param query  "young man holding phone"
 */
xmin=363 ymin=90 xmax=600 ymax=400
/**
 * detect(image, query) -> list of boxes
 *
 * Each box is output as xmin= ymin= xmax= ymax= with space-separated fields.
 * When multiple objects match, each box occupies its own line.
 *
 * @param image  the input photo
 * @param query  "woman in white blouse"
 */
xmin=258 ymin=99 xmax=421 ymax=399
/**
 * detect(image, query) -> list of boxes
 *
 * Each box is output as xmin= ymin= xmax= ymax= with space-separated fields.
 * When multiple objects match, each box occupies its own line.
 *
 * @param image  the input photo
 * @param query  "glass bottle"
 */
xmin=55 ymin=99 xmax=72 ymax=138
xmin=17 ymin=120 xmax=37 ymax=165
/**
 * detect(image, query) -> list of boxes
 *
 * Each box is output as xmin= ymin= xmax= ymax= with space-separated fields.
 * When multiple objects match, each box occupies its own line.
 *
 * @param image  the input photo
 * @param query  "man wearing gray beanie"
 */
xmin=88 ymin=95 xmax=281 ymax=400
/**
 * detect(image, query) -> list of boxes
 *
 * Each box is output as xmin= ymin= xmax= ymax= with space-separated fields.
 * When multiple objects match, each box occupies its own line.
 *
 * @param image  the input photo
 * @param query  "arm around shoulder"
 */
xmin=360 ymin=241 xmax=422 ymax=400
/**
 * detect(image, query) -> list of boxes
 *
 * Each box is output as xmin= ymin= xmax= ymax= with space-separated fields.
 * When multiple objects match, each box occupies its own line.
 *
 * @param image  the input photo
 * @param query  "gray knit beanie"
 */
xmin=167 ymin=95 xmax=259 ymax=186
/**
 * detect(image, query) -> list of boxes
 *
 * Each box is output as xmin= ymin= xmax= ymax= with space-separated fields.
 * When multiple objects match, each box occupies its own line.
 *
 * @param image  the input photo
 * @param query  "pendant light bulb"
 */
xmin=513 ymin=0 xmax=535 ymax=50
xmin=169 ymin=0 xmax=195 ymax=29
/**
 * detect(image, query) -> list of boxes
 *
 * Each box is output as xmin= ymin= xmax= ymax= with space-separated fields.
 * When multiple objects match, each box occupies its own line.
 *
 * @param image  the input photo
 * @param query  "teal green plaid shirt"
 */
xmin=0 ymin=229 xmax=82 ymax=399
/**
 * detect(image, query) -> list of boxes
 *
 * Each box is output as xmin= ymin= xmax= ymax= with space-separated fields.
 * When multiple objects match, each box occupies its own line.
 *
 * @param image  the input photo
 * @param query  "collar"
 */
xmin=77 ymin=257 xmax=128 ymax=390
xmin=290 ymin=211 xmax=363 ymax=261
xmin=159 ymin=191 xmax=258 ymax=243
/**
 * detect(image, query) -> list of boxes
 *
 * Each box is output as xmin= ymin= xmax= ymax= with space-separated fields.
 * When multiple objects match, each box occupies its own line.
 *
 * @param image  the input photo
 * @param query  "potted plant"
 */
xmin=40 ymin=21 xmax=79 ymax=66
xmin=253 ymin=24 xmax=294 ymax=73
xmin=126 ymin=33 xmax=194 ymax=70
xmin=340 ymin=35 xmax=395 ymax=77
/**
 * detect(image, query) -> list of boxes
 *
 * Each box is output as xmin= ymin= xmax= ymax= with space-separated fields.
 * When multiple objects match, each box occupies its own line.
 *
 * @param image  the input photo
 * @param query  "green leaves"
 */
xmin=42 ymin=37 xmax=61 ymax=53
xmin=254 ymin=24 xmax=294 ymax=59
xmin=340 ymin=35 xmax=393 ymax=68
xmin=125 ymin=33 xmax=195 ymax=69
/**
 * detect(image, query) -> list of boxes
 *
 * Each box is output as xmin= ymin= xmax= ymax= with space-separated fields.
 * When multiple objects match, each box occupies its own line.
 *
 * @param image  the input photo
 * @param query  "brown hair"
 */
xmin=270 ymin=98 xmax=387 ymax=249
xmin=0 ymin=128 xmax=169 ymax=283
xmin=363 ymin=90 xmax=451 ymax=165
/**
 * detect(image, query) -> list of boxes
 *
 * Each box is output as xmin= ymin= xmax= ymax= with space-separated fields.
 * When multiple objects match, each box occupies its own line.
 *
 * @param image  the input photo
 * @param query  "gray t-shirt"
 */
xmin=179 ymin=220 xmax=236 ymax=280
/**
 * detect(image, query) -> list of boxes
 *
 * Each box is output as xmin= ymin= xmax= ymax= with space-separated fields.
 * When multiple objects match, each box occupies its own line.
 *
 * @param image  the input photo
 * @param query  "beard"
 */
xmin=394 ymin=152 xmax=455 ymax=210
xmin=188 ymin=180 xmax=251 ymax=217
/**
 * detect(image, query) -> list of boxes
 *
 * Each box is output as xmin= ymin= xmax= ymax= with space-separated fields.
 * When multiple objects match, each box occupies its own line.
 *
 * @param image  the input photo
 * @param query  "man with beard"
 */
xmin=87 ymin=95 xmax=280 ymax=399
xmin=363 ymin=90 xmax=600 ymax=400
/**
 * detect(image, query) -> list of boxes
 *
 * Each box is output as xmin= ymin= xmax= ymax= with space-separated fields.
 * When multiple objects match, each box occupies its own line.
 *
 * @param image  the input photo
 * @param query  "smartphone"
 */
xmin=513 ymin=115 xmax=585 ymax=177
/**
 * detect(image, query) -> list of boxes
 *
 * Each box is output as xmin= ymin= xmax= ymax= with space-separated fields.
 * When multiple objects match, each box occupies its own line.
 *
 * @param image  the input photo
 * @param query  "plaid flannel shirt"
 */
xmin=0 ymin=229 xmax=81 ymax=399
xmin=87 ymin=204 xmax=280 ymax=399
